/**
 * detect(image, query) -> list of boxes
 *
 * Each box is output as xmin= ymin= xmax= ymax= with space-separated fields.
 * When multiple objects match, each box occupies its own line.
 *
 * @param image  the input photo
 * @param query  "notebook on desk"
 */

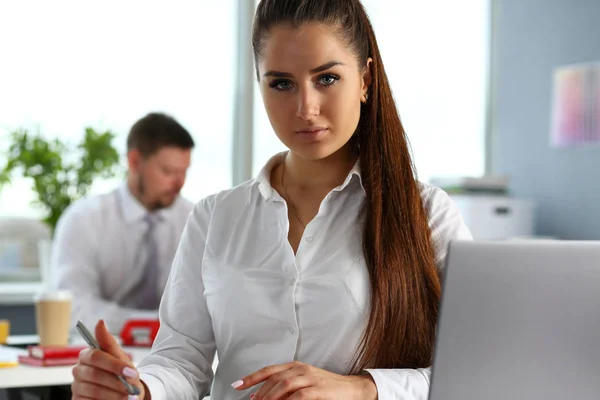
xmin=429 ymin=241 xmax=600 ymax=400
xmin=18 ymin=355 xmax=79 ymax=367
xmin=28 ymin=345 xmax=87 ymax=359
xmin=17 ymin=345 xmax=87 ymax=367
xmin=0 ymin=347 xmax=18 ymax=368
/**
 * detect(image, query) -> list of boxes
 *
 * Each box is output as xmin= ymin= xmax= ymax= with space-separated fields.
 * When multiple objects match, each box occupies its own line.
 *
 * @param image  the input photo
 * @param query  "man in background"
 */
xmin=52 ymin=112 xmax=195 ymax=334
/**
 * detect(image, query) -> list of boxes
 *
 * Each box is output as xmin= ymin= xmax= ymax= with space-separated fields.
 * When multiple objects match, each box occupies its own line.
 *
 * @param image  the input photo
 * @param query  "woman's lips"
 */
xmin=295 ymin=127 xmax=328 ymax=141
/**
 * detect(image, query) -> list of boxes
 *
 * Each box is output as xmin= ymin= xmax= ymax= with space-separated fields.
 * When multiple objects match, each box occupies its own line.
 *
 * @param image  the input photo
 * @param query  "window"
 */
xmin=252 ymin=0 xmax=490 ymax=182
xmin=0 ymin=1 xmax=237 ymax=285
xmin=0 ymin=1 xmax=236 ymax=217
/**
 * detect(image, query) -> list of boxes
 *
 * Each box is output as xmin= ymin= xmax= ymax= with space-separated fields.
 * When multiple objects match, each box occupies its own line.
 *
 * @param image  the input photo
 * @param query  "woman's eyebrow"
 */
xmin=263 ymin=60 xmax=345 ymax=78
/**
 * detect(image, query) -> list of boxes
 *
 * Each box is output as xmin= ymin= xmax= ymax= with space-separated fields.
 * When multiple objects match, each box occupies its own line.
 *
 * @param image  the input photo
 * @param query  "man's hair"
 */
xmin=127 ymin=112 xmax=195 ymax=156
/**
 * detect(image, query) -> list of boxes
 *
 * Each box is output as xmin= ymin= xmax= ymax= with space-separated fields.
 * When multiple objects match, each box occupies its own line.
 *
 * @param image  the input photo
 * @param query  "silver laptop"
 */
xmin=429 ymin=241 xmax=600 ymax=400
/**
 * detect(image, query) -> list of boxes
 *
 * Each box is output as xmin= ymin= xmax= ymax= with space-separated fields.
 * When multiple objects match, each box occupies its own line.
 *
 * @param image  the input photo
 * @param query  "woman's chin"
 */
xmin=289 ymin=143 xmax=352 ymax=162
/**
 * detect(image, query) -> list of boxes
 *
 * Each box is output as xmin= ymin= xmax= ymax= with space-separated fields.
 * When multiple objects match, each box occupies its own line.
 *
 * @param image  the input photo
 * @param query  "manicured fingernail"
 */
xmin=250 ymin=394 xmax=255 ymax=399
xmin=122 ymin=367 xmax=138 ymax=378
xmin=128 ymin=396 xmax=138 ymax=400
xmin=231 ymin=380 xmax=244 ymax=388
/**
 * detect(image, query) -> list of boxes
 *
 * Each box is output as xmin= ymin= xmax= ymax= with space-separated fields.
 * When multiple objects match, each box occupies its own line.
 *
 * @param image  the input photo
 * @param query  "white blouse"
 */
xmin=138 ymin=155 xmax=472 ymax=400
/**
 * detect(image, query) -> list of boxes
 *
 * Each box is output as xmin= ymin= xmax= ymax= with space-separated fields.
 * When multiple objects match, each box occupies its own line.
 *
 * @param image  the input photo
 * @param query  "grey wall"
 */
xmin=492 ymin=0 xmax=600 ymax=239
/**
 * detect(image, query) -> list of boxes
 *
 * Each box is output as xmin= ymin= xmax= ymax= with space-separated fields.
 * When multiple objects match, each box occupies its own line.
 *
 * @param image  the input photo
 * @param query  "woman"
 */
xmin=71 ymin=0 xmax=471 ymax=399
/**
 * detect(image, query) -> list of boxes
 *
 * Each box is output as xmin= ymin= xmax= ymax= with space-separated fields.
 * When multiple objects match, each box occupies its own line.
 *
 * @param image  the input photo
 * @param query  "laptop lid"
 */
xmin=429 ymin=241 xmax=600 ymax=400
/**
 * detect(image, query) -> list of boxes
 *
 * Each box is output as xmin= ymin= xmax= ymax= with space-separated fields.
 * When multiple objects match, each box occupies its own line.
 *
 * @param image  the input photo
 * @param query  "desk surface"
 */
xmin=0 ymin=344 xmax=150 ymax=390
xmin=1 ymin=336 xmax=211 ymax=398
xmin=0 ymin=282 xmax=41 ymax=304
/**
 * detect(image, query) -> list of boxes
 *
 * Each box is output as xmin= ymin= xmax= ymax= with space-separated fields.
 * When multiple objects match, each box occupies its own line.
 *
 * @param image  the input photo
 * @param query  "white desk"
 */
xmin=1 ymin=336 xmax=211 ymax=398
xmin=0 ymin=283 xmax=41 ymax=304
xmin=0 ymin=344 xmax=150 ymax=390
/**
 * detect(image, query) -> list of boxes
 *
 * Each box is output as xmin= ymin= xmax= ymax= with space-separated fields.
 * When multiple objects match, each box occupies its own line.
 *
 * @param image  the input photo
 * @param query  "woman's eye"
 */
xmin=318 ymin=74 xmax=339 ymax=86
xmin=269 ymin=80 xmax=293 ymax=91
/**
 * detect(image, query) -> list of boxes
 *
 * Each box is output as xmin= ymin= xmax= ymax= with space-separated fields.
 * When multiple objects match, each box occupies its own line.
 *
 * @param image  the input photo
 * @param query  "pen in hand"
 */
xmin=76 ymin=320 xmax=141 ymax=396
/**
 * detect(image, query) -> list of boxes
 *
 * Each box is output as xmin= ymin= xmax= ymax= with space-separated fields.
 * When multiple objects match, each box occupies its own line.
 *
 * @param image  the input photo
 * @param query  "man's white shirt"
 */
xmin=51 ymin=183 xmax=194 ymax=333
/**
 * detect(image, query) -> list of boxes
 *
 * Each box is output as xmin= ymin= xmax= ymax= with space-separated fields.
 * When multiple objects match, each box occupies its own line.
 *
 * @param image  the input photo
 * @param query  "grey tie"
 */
xmin=135 ymin=213 xmax=160 ymax=309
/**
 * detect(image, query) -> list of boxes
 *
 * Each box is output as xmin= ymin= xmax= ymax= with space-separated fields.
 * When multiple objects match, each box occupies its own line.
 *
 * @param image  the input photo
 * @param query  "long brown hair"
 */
xmin=252 ymin=0 xmax=441 ymax=371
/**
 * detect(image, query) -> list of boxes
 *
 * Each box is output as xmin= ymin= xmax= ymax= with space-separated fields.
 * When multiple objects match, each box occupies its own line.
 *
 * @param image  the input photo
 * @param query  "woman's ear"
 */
xmin=361 ymin=58 xmax=373 ymax=103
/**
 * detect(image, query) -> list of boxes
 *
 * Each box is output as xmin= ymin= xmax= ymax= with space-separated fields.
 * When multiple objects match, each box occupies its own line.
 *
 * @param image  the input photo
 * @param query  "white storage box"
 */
xmin=450 ymin=195 xmax=535 ymax=240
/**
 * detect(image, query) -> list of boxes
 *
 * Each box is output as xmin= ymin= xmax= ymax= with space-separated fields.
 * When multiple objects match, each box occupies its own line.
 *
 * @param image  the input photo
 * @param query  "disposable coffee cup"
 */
xmin=34 ymin=290 xmax=72 ymax=347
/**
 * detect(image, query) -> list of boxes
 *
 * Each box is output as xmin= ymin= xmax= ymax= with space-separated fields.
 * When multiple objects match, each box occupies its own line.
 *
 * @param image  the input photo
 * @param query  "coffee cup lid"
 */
xmin=34 ymin=290 xmax=73 ymax=301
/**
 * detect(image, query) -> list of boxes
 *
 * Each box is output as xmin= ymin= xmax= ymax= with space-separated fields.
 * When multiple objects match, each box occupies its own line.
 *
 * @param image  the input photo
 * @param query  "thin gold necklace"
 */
xmin=281 ymin=160 xmax=306 ymax=228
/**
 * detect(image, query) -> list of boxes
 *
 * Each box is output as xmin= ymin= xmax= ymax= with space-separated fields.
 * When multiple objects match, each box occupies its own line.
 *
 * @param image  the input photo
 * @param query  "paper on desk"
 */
xmin=0 ymin=348 xmax=18 ymax=368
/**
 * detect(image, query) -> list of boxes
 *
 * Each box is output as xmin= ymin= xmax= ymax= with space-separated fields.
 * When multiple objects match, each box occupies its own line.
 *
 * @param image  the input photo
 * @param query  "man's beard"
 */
xmin=137 ymin=175 xmax=174 ymax=211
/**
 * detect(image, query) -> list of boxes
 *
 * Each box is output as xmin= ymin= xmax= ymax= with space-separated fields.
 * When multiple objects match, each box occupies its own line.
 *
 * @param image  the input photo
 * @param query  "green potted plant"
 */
xmin=0 ymin=127 xmax=122 ymax=234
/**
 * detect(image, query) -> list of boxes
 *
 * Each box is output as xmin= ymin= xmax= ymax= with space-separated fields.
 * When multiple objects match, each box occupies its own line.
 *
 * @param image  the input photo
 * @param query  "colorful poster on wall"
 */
xmin=550 ymin=63 xmax=600 ymax=147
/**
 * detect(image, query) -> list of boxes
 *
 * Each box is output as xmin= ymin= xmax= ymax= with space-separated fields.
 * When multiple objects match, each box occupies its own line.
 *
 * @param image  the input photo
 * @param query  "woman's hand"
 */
xmin=71 ymin=320 xmax=146 ymax=400
xmin=232 ymin=361 xmax=378 ymax=400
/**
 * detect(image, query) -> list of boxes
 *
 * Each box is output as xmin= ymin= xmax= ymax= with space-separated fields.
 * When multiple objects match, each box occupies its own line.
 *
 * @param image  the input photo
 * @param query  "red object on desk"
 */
xmin=18 ymin=355 xmax=79 ymax=367
xmin=119 ymin=319 xmax=160 ymax=347
xmin=19 ymin=351 xmax=134 ymax=367
xmin=28 ymin=345 xmax=87 ymax=360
